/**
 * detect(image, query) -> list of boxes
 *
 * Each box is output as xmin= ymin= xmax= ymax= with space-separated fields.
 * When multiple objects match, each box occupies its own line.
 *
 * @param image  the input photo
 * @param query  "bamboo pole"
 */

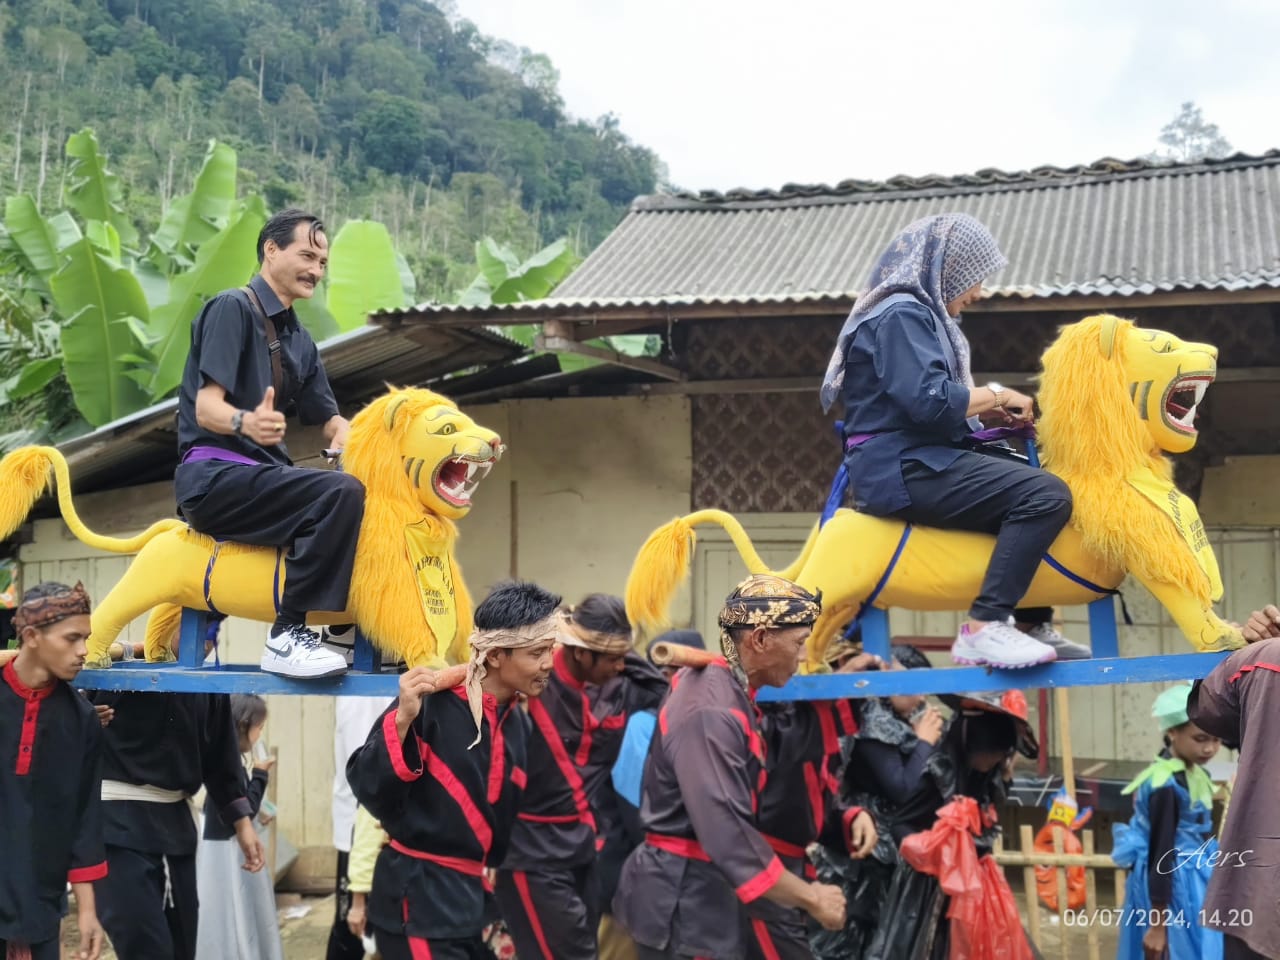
xmin=1018 ymin=824 xmax=1043 ymax=951
xmin=1055 ymin=686 xmax=1076 ymax=797
xmin=1083 ymin=830 xmax=1101 ymax=960
xmin=1053 ymin=828 xmax=1070 ymax=960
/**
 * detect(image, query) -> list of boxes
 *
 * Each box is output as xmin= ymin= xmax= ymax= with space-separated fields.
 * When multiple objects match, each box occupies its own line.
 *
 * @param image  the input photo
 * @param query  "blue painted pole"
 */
xmin=177 ymin=608 xmax=207 ymax=668
xmin=860 ymin=607 xmax=892 ymax=660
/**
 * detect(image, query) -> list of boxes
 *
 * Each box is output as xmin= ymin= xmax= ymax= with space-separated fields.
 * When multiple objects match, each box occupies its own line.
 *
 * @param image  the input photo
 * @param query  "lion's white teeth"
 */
xmin=1193 ymin=380 xmax=1208 ymax=403
xmin=1177 ymin=404 xmax=1197 ymax=428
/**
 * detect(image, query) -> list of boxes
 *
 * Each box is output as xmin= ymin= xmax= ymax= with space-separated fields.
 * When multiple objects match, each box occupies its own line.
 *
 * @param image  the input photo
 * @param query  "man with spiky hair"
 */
xmin=494 ymin=593 xmax=668 ymax=960
xmin=0 ymin=581 xmax=106 ymax=960
xmin=174 ymin=207 xmax=359 ymax=680
xmin=348 ymin=580 xmax=559 ymax=960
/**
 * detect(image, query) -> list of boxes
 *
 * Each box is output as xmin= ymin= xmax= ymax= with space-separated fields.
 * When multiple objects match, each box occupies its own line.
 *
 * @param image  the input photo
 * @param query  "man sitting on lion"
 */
xmin=820 ymin=213 xmax=1090 ymax=669
xmin=175 ymin=208 xmax=359 ymax=679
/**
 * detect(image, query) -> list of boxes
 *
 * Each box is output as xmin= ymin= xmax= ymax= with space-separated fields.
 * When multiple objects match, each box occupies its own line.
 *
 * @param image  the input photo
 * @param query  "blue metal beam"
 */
xmin=757 ymin=651 xmax=1227 ymax=701
xmin=74 ymin=650 xmax=1228 ymax=698
xmin=77 ymin=661 xmax=401 ymax=697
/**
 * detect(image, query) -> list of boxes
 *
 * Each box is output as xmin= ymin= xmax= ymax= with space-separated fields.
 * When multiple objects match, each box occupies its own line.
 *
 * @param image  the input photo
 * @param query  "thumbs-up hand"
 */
xmin=243 ymin=387 xmax=287 ymax=445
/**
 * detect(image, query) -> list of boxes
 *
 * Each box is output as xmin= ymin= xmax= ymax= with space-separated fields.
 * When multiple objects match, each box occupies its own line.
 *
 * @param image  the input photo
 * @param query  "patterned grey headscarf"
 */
xmin=820 ymin=214 xmax=1007 ymax=412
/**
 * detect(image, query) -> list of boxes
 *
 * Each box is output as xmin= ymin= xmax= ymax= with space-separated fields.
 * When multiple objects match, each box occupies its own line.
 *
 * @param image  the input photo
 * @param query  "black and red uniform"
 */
xmin=613 ymin=657 xmax=785 ymax=960
xmin=89 ymin=691 xmax=252 ymax=960
xmin=495 ymin=649 xmax=666 ymax=960
xmin=748 ymin=701 xmax=861 ymax=960
xmin=348 ymin=684 xmax=529 ymax=960
xmin=0 ymin=662 xmax=107 ymax=960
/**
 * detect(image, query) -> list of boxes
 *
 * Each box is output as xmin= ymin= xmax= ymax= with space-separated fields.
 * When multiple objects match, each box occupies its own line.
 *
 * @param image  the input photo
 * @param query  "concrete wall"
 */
xmin=14 ymin=394 xmax=691 ymax=880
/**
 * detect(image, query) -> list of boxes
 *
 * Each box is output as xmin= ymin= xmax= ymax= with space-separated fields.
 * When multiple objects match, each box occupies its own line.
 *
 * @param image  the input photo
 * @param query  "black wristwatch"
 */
xmin=231 ymin=410 xmax=247 ymax=435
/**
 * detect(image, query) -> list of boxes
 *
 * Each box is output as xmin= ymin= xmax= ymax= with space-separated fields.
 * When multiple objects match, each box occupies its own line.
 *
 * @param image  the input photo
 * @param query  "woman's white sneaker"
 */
xmin=261 ymin=624 xmax=349 ymax=679
xmin=951 ymin=620 xmax=1057 ymax=669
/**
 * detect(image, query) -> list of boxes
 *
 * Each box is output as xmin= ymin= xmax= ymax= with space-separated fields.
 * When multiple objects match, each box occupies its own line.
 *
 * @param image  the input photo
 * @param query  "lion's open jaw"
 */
xmin=434 ymin=456 xmax=495 ymax=506
xmin=1164 ymin=374 xmax=1213 ymax=435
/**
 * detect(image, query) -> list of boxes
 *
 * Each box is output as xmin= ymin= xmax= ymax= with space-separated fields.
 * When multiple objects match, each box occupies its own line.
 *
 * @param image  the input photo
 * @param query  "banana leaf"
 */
xmin=326 ymin=220 xmax=406 ymax=332
xmin=64 ymin=129 xmax=139 ymax=250
xmin=147 ymin=196 xmax=266 ymax=399
xmin=9 ymin=356 xmax=64 ymax=399
xmin=2 ymin=196 xmax=81 ymax=286
xmin=51 ymin=237 xmax=151 ymax=426
xmin=148 ymin=141 xmax=238 ymax=274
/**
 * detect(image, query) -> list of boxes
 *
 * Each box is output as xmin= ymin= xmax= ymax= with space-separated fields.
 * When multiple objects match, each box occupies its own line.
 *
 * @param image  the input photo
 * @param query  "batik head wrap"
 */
xmin=557 ymin=608 xmax=633 ymax=656
xmin=12 ymin=581 xmax=91 ymax=633
xmin=465 ymin=612 xmax=560 ymax=748
xmin=717 ymin=574 xmax=822 ymax=669
xmin=820 ymin=213 xmax=1008 ymax=411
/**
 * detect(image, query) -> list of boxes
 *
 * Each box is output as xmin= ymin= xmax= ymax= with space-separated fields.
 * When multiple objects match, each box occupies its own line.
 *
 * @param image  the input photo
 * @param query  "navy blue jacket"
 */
xmin=840 ymin=298 xmax=973 ymax=514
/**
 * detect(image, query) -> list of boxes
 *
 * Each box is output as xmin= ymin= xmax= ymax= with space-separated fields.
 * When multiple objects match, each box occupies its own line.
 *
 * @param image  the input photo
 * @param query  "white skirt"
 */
xmin=194 ymin=833 xmax=285 ymax=960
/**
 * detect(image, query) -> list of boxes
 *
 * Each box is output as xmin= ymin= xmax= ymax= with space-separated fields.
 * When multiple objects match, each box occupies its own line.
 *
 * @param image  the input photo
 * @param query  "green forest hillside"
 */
xmin=0 ymin=0 xmax=661 ymax=297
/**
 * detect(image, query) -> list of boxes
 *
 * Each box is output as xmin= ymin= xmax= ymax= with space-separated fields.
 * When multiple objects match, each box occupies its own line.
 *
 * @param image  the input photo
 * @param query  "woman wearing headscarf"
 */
xmin=821 ymin=214 xmax=1086 ymax=669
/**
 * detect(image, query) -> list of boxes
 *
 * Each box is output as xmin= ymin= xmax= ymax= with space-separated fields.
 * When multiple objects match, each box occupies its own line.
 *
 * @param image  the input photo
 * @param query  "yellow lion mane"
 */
xmin=342 ymin=387 xmax=473 ymax=667
xmin=1037 ymin=314 xmax=1211 ymax=605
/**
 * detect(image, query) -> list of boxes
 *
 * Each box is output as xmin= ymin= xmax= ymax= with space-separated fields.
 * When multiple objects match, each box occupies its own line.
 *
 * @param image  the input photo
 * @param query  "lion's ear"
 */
xmin=1098 ymin=315 xmax=1120 ymax=359
xmin=384 ymin=395 xmax=410 ymax=431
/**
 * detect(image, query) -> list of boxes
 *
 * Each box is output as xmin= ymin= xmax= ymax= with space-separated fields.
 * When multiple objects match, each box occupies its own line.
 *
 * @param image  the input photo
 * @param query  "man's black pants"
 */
xmin=176 ymin=461 xmax=364 ymax=623
xmin=895 ymin=450 xmax=1072 ymax=623
xmin=325 ymin=850 xmax=365 ymax=960
xmin=97 ymin=846 xmax=198 ymax=960
xmin=494 ymin=865 xmax=601 ymax=960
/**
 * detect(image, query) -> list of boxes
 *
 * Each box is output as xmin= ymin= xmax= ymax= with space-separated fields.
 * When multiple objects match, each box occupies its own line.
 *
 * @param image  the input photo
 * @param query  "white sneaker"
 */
xmin=320 ymin=623 xmax=357 ymax=666
xmin=261 ymin=624 xmax=349 ymax=679
xmin=1025 ymin=623 xmax=1092 ymax=660
xmin=952 ymin=619 xmax=1057 ymax=669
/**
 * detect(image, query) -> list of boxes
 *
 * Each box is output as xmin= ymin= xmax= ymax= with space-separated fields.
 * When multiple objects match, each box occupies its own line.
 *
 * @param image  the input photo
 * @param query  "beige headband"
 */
xmin=557 ymin=610 xmax=632 ymax=656
xmin=464 ymin=613 xmax=560 ymax=747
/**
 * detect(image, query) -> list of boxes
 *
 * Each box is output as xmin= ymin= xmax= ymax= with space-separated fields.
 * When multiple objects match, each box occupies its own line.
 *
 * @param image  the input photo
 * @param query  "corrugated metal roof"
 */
xmin=57 ymin=324 xmax=526 ymax=493
xmin=375 ymin=152 xmax=1280 ymax=325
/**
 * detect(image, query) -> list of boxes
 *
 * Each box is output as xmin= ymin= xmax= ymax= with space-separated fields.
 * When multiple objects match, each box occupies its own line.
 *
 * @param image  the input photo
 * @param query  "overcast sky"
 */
xmin=451 ymin=0 xmax=1280 ymax=193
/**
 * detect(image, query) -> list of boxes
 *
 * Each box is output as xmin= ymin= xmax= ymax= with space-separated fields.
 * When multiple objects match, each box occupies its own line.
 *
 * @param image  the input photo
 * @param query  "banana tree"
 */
xmin=458 ymin=237 xmax=658 ymax=371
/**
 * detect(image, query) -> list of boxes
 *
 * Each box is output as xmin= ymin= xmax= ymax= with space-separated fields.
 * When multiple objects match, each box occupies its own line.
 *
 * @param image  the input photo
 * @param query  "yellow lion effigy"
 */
xmin=0 ymin=387 xmax=503 ymax=668
xmin=626 ymin=315 xmax=1243 ymax=663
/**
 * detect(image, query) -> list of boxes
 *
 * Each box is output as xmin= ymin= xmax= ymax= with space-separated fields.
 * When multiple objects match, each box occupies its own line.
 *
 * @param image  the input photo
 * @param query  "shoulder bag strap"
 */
xmin=242 ymin=285 xmax=283 ymax=398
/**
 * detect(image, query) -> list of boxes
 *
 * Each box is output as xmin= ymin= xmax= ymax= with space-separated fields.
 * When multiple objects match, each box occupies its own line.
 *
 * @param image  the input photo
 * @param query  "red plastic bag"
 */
xmin=900 ymin=797 xmax=1033 ymax=960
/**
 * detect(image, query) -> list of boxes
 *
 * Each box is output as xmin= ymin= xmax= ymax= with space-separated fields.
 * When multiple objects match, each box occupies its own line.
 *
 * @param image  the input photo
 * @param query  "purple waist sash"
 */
xmin=181 ymin=445 xmax=262 ymax=467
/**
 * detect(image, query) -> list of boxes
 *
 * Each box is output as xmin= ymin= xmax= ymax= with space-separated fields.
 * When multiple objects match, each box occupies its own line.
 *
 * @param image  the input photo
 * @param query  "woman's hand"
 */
xmin=998 ymin=388 xmax=1035 ymax=423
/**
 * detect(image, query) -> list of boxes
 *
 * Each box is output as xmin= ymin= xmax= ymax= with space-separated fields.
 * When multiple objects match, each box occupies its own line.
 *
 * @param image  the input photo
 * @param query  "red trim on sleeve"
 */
xmin=750 ymin=918 xmax=784 ymax=960
xmin=736 ymin=855 xmax=784 ymax=903
xmin=68 ymin=862 xmax=108 ymax=884
xmin=382 ymin=711 xmax=422 ymax=782
xmin=510 ymin=766 xmax=527 ymax=790
xmin=1229 ymin=662 xmax=1280 ymax=684
xmin=842 ymin=806 xmax=866 ymax=855
xmin=574 ymin=693 xmax=596 ymax=768
xmin=422 ymin=743 xmax=494 ymax=855
xmin=528 ymin=699 xmax=597 ymax=832
xmin=512 ymin=870 xmax=557 ymax=960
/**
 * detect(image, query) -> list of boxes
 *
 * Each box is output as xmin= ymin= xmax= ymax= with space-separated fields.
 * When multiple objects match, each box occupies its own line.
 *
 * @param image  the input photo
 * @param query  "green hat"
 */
xmin=1151 ymin=683 xmax=1194 ymax=731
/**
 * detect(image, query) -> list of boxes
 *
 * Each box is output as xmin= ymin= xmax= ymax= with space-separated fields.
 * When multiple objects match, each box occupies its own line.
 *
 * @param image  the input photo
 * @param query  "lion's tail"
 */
xmin=0 ymin=446 xmax=183 ymax=552
xmin=625 ymin=509 xmax=779 ymax=635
